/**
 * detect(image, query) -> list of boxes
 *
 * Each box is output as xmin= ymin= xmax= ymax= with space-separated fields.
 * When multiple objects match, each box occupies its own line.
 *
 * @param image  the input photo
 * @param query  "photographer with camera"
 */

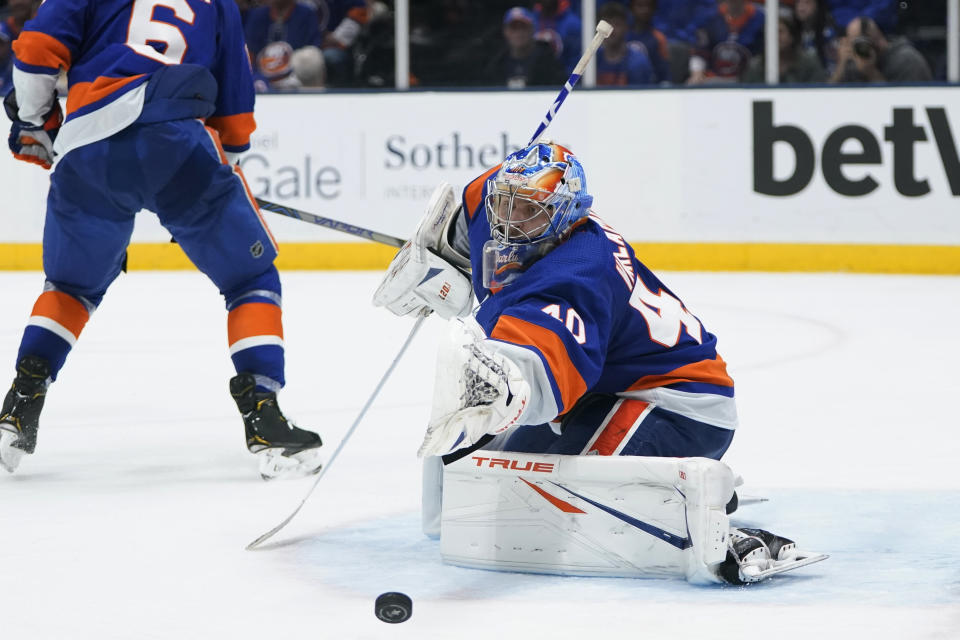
xmin=829 ymin=15 xmax=931 ymax=83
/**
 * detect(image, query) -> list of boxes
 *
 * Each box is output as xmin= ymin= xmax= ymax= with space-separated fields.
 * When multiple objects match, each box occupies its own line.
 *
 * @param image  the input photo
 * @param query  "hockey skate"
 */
xmin=0 ymin=356 xmax=50 ymax=473
xmin=230 ymin=373 xmax=323 ymax=480
xmin=717 ymin=527 xmax=828 ymax=584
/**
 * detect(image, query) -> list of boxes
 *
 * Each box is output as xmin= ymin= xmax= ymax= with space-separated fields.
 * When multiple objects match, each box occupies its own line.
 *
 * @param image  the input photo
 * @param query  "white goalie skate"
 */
xmin=718 ymin=527 xmax=829 ymax=584
xmin=256 ymin=447 xmax=324 ymax=481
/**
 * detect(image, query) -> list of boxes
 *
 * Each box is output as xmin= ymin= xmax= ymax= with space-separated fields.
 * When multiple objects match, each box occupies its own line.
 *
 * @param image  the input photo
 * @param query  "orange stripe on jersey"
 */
xmin=66 ymin=75 xmax=146 ymax=114
xmin=201 ymin=125 xmax=278 ymax=253
xmin=31 ymin=291 xmax=90 ymax=339
xmin=587 ymin=400 xmax=649 ymax=456
xmin=12 ymin=31 xmax=72 ymax=71
xmin=205 ymin=113 xmax=256 ymax=150
xmin=627 ymin=355 xmax=734 ymax=392
xmin=227 ymin=302 xmax=283 ymax=347
xmin=203 ymin=125 xmax=229 ymax=164
xmin=491 ymin=315 xmax=587 ymax=413
xmin=520 ymin=478 xmax=585 ymax=513
xmin=463 ymin=164 xmax=502 ymax=220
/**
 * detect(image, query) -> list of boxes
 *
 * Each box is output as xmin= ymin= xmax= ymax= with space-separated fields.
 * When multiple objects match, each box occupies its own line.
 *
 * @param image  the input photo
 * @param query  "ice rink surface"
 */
xmin=1 ymin=269 xmax=958 ymax=640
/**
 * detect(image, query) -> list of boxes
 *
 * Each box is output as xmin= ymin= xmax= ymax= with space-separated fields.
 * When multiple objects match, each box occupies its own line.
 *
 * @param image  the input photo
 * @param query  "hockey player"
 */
xmin=374 ymin=142 xmax=826 ymax=583
xmin=0 ymin=0 xmax=323 ymax=479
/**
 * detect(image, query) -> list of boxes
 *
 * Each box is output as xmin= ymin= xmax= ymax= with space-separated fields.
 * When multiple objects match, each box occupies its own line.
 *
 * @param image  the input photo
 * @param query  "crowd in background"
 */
xmin=0 ymin=0 xmax=950 ymax=94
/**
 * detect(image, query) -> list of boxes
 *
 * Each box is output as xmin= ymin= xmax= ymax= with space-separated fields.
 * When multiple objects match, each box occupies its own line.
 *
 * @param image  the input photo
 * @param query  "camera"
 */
xmin=852 ymin=36 xmax=874 ymax=58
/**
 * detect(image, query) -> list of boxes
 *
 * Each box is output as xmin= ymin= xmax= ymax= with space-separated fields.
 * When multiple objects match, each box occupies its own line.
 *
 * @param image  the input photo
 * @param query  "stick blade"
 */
xmin=246 ymin=513 xmax=296 ymax=550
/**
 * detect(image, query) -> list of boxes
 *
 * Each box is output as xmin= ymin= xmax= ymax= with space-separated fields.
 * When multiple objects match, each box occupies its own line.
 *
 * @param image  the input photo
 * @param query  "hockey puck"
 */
xmin=375 ymin=592 xmax=412 ymax=623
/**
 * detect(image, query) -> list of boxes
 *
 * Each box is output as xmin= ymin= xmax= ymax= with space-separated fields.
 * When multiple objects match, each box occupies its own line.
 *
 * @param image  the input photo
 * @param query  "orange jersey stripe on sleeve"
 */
xmin=205 ymin=113 xmax=256 ymax=149
xmin=66 ymin=75 xmax=146 ymax=115
xmin=12 ymin=31 xmax=72 ymax=71
xmin=627 ymin=355 xmax=734 ymax=392
xmin=463 ymin=164 xmax=501 ymax=220
xmin=227 ymin=302 xmax=283 ymax=347
xmin=31 ymin=291 xmax=90 ymax=339
xmin=491 ymin=315 xmax=587 ymax=414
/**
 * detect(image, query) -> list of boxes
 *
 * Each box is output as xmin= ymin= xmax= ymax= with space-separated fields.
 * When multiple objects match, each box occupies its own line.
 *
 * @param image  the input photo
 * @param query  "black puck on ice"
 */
xmin=375 ymin=592 xmax=412 ymax=624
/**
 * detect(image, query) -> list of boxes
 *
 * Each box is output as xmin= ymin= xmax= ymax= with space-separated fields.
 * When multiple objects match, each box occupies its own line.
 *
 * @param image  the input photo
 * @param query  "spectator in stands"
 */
xmin=688 ymin=0 xmax=765 ymax=84
xmin=244 ymin=0 xmax=322 ymax=60
xmin=596 ymin=2 xmax=655 ymax=86
xmin=482 ymin=7 xmax=567 ymax=89
xmin=627 ymin=0 xmax=672 ymax=83
xmin=409 ymin=0 xmax=505 ymax=87
xmin=0 ymin=0 xmax=37 ymax=96
xmin=293 ymin=44 xmax=327 ymax=88
xmin=742 ymin=10 xmax=827 ymax=83
xmin=533 ymin=0 xmax=582 ymax=74
xmin=794 ymin=0 xmax=839 ymax=74
xmin=318 ymin=0 xmax=369 ymax=86
xmin=251 ymin=38 xmax=326 ymax=92
xmin=829 ymin=15 xmax=932 ymax=83
xmin=253 ymin=40 xmax=304 ymax=93
xmin=652 ymin=0 xmax=714 ymax=45
xmin=826 ymin=0 xmax=897 ymax=33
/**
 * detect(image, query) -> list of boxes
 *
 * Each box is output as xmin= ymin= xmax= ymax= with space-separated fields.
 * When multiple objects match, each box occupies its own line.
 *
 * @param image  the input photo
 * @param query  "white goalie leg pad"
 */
xmin=418 ymin=318 xmax=531 ymax=458
xmin=439 ymin=452 xmax=735 ymax=584
xmin=422 ymin=455 xmax=444 ymax=539
xmin=421 ymin=425 xmax=522 ymax=539
xmin=373 ymin=182 xmax=473 ymax=320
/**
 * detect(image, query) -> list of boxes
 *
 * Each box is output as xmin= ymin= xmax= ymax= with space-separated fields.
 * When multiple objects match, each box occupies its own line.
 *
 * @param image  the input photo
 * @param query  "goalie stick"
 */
xmin=527 ymin=20 xmax=612 ymax=146
xmin=246 ymin=310 xmax=428 ymax=550
xmin=254 ymin=198 xmax=405 ymax=248
xmin=252 ymin=21 xmax=612 ymax=247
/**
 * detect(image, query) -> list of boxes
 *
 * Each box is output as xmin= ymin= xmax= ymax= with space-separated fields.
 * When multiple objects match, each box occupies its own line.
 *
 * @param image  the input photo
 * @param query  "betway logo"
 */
xmin=471 ymin=456 xmax=555 ymax=473
xmin=753 ymin=101 xmax=960 ymax=197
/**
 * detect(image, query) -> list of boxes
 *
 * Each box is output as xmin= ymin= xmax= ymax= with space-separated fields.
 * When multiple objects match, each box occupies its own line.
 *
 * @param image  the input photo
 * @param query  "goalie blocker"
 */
xmin=434 ymin=452 xmax=827 ymax=584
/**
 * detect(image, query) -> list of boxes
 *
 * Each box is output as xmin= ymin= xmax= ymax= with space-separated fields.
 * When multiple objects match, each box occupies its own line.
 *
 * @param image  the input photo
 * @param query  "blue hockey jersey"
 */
xmin=12 ymin=0 xmax=255 ymax=155
xmin=461 ymin=166 xmax=737 ymax=430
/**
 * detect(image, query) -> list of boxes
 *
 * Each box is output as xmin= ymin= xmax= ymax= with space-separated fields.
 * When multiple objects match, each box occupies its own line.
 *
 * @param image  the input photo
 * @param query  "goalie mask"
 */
xmin=482 ymin=142 xmax=593 ymax=289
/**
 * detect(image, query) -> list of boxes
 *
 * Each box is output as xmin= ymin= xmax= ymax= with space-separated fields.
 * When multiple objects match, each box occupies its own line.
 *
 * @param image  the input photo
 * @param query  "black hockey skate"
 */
xmin=0 ymin=355 xmax=50 ymax=473
xmin=718 ymin=527 xmax=828 ymax=584
xmin=230 ymin=373 xmax=323 ymax=480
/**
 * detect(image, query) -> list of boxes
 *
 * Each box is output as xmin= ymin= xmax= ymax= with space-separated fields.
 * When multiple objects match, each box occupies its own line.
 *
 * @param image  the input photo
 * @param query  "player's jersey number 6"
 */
xmin=126 ymin=0 xmax=209 ymax=64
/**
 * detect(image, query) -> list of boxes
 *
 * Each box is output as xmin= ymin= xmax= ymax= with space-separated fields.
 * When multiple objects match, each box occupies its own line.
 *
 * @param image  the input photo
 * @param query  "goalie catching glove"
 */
xmin=373 ymin=182 xmax=473 ymax=320
xmin=418 ymin=318 xmax=531 ymax=458
xmin=4 ymin=89 xmax=63 ymax=170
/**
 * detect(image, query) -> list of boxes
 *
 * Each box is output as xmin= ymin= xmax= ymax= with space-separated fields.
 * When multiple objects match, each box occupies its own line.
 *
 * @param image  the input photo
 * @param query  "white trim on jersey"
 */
xmin=622 ymin=386 xmax=739 ymax=431
xmin=228 ymin=335 xmax=285 ymax=355
xmin=27 ymin=316 xmax=78 ymax=347
xmin=11 ymin=66 xmax=59 ymax=126
xmin=53 ymin=83 xmax=148 ymax=159
xmin=482 ymin=333 xmax=560 ymax=426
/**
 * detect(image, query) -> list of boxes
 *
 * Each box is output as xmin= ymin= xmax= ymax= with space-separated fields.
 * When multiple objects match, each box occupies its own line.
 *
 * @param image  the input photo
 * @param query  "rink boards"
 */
xmin=2 ymin=85 xmax=959 ymax=273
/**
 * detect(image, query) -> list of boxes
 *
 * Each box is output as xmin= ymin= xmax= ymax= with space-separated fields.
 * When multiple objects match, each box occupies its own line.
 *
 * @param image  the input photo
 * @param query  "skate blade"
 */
xmin=257 ymin=447 xmax=324 ymax=481
xmin=741 ymin=551 xmax=829 ymax=582
xmin=0 ymin=429 xmax=24 ymax=473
